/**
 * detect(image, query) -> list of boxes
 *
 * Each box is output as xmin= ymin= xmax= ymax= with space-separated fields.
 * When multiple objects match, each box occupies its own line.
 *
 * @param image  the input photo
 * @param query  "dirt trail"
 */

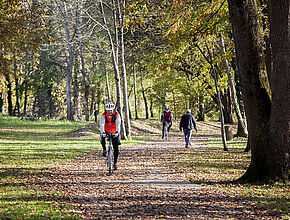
xmin=43 ymin=129 xmax=272 ymax=219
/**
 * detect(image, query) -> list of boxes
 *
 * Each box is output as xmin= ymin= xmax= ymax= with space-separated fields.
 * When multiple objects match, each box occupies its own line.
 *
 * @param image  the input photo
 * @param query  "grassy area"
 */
xmin=0 ymin=116 xmax=100 ymax=219
xmin=1 ymin=117 xmax=288 ymax=218
xmin=176 ymin=136 xmax=289 ymax=218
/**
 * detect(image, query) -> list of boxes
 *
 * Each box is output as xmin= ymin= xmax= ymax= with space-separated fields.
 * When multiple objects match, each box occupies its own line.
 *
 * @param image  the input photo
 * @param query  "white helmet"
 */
xmin=105 ymin=102 xmax=115 ymax=110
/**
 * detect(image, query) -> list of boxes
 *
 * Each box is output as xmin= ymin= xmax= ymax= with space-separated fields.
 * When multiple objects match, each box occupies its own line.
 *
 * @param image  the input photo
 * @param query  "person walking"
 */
xmin=99 ymin=102 xmax=121 ymax=170
xmin=161 ymin=105 xmax=173 ymax=139
xmin=180 ymin=109 xmax=197 ymax=148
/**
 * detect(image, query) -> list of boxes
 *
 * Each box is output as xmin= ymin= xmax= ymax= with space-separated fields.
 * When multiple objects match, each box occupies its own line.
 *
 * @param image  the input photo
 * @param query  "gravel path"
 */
xmin=44 ymin=133 xmax=273 ymax=219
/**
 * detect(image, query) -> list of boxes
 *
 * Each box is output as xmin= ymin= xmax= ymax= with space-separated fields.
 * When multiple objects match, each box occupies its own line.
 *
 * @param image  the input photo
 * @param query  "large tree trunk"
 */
xmin=267 ymin=0 xmax=289 ymax=181
xmin=227 ymin=0 xmax=288 ymax=183
xmin=61 ymin=1 xmax=73 ymax=121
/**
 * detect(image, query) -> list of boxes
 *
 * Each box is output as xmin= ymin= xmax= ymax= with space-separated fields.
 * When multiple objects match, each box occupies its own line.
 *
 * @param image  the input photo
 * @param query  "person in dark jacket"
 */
xmin=180 ymin=109 xmax=197 ymax=148
xmin=161 ymin=105 xmax=173 ymax=139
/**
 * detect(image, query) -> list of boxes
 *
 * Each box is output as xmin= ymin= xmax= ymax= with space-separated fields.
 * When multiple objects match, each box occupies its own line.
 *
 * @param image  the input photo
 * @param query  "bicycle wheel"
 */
xmin=107 ymin=144 xmax=113 ymax=175
xmin=163 ymin=123 xmax=168 ymax=140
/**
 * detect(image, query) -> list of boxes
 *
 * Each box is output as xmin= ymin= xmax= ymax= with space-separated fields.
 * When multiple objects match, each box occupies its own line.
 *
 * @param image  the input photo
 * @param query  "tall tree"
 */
xmin=74 ymin=0 xmax=90 ymax=121
xmin=228 ymin=0 xmax=289 ymax=182
xmin=267 ymin=0 xmax=289 ymax=182
xmin=118 ymin=0 xmax=131 ymax=136
xmin=60 ymin=1 xmax=73 ymax=121
xmin=100 ymin=0 xmax=127 ymax=139
xmin=218 ymin=33 xmax=248 ymax=137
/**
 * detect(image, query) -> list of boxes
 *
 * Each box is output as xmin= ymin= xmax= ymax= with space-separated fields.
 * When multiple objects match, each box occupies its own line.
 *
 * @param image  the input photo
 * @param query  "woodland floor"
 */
xmin=39 ymin=121 xmax=280 ymax=219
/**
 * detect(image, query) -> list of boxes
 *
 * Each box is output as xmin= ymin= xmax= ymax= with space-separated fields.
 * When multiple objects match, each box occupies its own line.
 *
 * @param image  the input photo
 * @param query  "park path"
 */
xmin=44 ymin=132 xmax=271 ymax=219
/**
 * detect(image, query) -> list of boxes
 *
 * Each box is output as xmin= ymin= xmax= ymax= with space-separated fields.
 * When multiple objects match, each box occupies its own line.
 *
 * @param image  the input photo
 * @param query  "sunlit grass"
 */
xmin=0 ymin=116 xmax=98 ymax=218
xmin=176 ymin=135 xmax=289 ymax=217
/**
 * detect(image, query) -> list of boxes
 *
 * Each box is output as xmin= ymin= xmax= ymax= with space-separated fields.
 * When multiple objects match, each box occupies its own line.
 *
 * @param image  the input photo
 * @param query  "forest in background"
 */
xmin=0 ymin=1 xmax=241 ymax=123
xmin=1 ymin=0 xmax=289 ymax=183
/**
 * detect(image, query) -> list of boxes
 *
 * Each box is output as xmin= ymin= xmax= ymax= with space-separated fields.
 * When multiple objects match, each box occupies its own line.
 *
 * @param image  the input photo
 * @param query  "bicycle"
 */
xmin=105 ymin=133 xmax=114 ymax=175
xmin=162 ymin=121 xmax=169 ymax=140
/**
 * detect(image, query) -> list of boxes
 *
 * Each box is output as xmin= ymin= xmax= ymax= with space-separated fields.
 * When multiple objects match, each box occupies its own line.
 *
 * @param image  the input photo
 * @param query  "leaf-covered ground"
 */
xmin=36 ymin=120 xmax=284 ymax=219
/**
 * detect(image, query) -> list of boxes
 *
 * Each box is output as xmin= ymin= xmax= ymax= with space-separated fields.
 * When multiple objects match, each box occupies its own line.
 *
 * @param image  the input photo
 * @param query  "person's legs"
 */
xmin=162 ymin=121 xmax=166 ymax=139
xmin=187 ymin=129 xmax=193 ymax=146
xmin=101 ymin=136 xmax=106 ymax=150
xmin=112 ymin=137 xmax=119 ymax=165
xmin=167 ymin=121 xmax=172 ymax=132
xmin=183 ymin=129 xmax=189 ymax=147
xmin=100 ymin=136 xmax=107 ymax=156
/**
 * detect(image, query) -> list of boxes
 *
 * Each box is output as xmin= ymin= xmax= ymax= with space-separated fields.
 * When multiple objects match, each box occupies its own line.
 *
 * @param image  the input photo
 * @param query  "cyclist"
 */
xmin=161 ymin=105 xmax=173 ymax=139
xmin=99 ymin=102 xmax=121 ymax=170
xmin=179 ymin=109 xmax=197 ymax=148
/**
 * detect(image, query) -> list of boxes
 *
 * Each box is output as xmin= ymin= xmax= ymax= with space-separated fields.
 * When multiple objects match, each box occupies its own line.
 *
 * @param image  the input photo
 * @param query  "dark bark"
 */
xmin=150 ymin=98 xmax=154 ymax=118
xmin=267 ymin=0 xmax=289 ymax=181
xmin=23 ymin=81 xmax=28 ymax=117
xmin=197 ymin=95 xmax=205 ymax=121
xmin=140 ymin=69 xmax=149 ymax=119
xmin=0 ymin=92 xmax=3 ymax=114
xmin=221 ymin=90 xmax=233 ymax=124
xmin=228 ymin=0 xmax=288 ymax=182
xmin=6 ymin=74 xmax=13 ymax=116
xmin=13 ymin=62 xmax=20 ymax=116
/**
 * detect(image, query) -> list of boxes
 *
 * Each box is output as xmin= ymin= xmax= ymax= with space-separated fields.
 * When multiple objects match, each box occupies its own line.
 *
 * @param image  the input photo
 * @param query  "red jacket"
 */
xmin=102 ymin=112 xmax=119 ymax=133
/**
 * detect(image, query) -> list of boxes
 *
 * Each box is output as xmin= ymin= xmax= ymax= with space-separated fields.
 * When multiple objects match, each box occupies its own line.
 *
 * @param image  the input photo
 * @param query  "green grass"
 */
xmin=0 ymin=116 xmax=99 ymax=219
xmin=176 ymin=137 xmax=289 ymax=218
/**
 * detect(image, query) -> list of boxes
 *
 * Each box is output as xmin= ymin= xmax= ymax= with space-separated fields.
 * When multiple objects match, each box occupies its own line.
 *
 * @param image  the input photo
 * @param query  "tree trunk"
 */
xmin=13 ymin=62 xmax=20 ymax=116
xmin=219 ymin=33 xmax=247 ymax=136
xmin=197 ymin=95 xmax=205 ymax=121
xmin=100 ymin=0 xmax=126 ymax=139
xmin=118 ymin=0 xmax=131 ymax=136
xmin=23 ymin=81 xmax=28 ymax=117
xmin=103 ymin=58 xmax=111 ymax=101
xmin=72 ymin=54 xmax=81 ymax=121
xmin=267 ymin=0 xmax=289 ymax=181
xmin=150 ymin=98 xmax=154 ymax=118
xmin=74 ymin=0 xmax=89 ymax=121
xmin=212 ymin=66 xmax=228 ymax=151
xmin=133 ymin=63 xmax=138 ymax=119
xmin=221 ymin=90 xmax=232 ymax=124
xmin=48 ymin=89 xmax=54 ymax=119
xmin=140 ymin=69 xmax=149 ymax=119
xmin=196 ymin=43 xmax=228 ymax=151
xmin=227 ymin=0 xmax=285 ymax=183
xmin=5 ymin=74 xmax=13 ymax=116
xmin=0 ymin=92 xmax=4 ymax=114
xmin=61 ymin=1 xmax=73 ymax=121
